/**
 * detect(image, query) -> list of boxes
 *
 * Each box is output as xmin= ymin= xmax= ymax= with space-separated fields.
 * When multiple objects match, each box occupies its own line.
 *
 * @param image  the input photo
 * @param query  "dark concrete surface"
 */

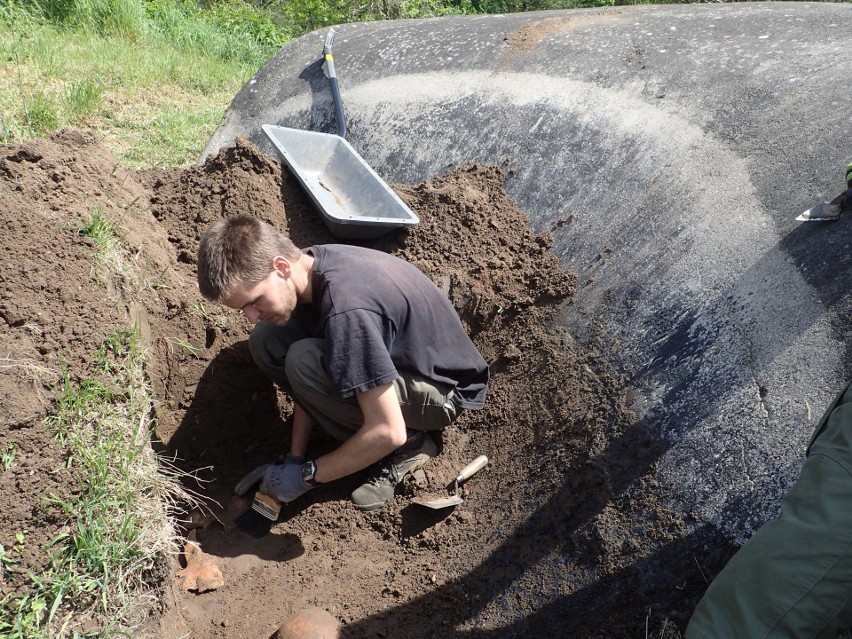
xmin=203 ymin=3 xmax=852 ymax=546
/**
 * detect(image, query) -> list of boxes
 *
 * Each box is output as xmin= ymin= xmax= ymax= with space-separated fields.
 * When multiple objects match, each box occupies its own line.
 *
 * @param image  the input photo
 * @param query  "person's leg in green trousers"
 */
xmin=249 ymin=321 xmax=461 ymax=440
xmin=686 ymin=381 xmax=852 ymax=639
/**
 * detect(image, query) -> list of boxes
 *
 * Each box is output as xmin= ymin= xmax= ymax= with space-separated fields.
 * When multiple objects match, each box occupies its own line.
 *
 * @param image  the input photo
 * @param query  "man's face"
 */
xmin=223 ymin=268 xmax=298 ymax=326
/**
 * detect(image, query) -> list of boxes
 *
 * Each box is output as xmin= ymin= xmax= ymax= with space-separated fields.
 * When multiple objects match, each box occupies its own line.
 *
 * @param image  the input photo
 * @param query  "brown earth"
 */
xmin=0 ymin=131 xmax=735 ymax=638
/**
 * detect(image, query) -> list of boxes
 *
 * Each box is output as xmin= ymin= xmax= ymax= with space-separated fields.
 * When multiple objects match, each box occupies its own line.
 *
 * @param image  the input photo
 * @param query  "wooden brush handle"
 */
xmin=455 ymin=455 xmax=488 ymax=484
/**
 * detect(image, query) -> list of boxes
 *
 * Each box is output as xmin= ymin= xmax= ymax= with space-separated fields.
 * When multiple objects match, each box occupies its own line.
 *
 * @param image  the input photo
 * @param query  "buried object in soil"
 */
xmin=269 ymin=606 xmax=340 ymax=639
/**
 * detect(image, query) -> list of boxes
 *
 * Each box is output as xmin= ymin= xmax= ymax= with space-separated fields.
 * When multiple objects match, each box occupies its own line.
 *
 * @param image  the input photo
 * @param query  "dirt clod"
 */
xmin=270 ymin=607 xmax=341 ymax=639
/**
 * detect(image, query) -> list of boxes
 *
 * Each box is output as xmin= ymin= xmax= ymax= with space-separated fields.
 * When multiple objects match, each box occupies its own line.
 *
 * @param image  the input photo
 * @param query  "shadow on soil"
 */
xmin=170 ymin=336 xmax=740 ymax=635
xmin=338 ymin=408 xmax=741 ymax=637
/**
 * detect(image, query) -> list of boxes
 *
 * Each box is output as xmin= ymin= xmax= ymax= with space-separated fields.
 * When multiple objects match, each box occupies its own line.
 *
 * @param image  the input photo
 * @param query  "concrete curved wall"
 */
xmin=204 ymin=3 xmax=852 ymax=543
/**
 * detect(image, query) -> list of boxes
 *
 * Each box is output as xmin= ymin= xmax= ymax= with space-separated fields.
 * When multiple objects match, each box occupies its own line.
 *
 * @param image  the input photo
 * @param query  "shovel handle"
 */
xmin=455 ymin=455 xmax=488 ymax=484
xmin=322 ymin=29 xmax=347 ymax=139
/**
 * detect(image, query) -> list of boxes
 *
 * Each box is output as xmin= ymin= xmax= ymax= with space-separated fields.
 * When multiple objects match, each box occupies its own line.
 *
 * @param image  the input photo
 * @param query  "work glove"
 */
xmin=260 ymin=462 xmax=315 ymax=504
xmin=234 ymin=454 xmax=305 ymax=496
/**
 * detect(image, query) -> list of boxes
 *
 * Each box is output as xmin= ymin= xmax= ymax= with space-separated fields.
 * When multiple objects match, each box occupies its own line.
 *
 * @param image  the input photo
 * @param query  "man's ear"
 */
xmin=271 ymin=255 xmax=292 ymax=277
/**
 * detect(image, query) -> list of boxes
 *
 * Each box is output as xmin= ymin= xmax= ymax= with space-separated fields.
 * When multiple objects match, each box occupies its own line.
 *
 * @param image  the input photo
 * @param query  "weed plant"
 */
xmin=1 ymin=443 xmax=14 ymax=470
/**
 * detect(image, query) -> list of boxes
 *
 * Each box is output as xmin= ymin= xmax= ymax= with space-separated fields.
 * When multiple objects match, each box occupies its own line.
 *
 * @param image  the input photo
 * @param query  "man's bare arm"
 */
xmin=288 ymin=403 xmax=314 ymax=460
xmin=312 ymin=382 xmax=407 ymax=483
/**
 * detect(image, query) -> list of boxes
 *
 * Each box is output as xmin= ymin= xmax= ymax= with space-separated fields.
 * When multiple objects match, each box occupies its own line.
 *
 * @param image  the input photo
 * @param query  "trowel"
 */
xmin=411 ymin=455 xmax=488 ymax=509
xmin=796 ymin=162 xmax=852 ymax=222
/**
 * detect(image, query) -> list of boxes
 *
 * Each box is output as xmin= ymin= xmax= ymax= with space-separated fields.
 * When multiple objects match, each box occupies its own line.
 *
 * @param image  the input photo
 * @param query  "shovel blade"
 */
xmin=411 ymin=495 xmax=464 ymax=509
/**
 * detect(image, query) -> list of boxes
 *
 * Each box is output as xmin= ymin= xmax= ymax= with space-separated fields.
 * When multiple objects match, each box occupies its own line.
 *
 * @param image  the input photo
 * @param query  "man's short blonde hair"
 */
xmin=197 ymin=216 xmax=302 ymax=301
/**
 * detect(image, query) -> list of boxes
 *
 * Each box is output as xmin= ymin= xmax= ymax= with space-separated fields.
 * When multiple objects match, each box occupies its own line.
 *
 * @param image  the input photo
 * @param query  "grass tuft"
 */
xmin=1 ymin=325 xmax=194 ymax=638
xmin=79 ymin=207 xmax=117 ymax=248
xmin=25 ymin=90 xmax=60 ymax=134
xmin=66 ymin=78 xmax=102 ymax=119
xmin=79 ymin=207 xmax=138 ymax=300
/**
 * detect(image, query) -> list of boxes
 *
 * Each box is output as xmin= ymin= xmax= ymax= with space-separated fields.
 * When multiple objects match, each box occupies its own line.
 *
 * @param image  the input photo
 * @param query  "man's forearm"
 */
xmin=314 ymin=423 xmax=402 ymax=483
xmin=289 ymin=403 xmax=314 ymax=459
xmin=314 ymin=382 xmax=407 ymax=483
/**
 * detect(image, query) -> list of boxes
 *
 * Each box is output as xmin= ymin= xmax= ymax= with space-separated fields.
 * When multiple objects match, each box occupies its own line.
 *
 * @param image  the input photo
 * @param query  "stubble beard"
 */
xmin=269 ymin=310 xmax=292 ymax=326
xmin=268 ymin=287 xmax=298 ymax=326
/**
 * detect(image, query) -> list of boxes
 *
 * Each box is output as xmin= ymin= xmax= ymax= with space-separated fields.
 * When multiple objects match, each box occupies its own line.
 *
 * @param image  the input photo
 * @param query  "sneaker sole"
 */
xmin=352 ymin=500 xmax=388 ymax=512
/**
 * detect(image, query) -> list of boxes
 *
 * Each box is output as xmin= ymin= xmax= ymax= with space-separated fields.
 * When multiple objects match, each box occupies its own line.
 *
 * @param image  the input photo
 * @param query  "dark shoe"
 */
xmin=351 ymin=432 xmax=438 ymax=511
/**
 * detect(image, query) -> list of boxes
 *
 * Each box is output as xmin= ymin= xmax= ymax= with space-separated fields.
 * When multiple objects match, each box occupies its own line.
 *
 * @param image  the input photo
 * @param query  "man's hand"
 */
xmin=234 ymin=464 xmax=271 ymax=496
xmin=234 ymin=454 xmax=305 ymax=496
xmin=261 ymin=462 xmax=315 ymax=503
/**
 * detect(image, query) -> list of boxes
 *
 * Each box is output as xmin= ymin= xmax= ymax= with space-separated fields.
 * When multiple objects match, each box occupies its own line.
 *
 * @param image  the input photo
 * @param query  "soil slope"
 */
xmin=0 ymin=131 xmax=733 ymax=638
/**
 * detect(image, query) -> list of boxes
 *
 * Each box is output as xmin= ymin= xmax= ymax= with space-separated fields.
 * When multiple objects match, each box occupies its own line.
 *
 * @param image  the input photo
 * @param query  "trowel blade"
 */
xmin=796 ymin=188 xmax=850 ymax=222
xmin=796 ymin=202 xmax=841 ymax=222
xmin=411 ymin=495 xmax=464 ymax=509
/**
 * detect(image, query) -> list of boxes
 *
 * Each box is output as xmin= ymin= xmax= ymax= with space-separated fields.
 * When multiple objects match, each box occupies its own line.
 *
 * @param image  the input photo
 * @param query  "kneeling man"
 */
xmin=196 ymin=215 xmax=489 ymax=511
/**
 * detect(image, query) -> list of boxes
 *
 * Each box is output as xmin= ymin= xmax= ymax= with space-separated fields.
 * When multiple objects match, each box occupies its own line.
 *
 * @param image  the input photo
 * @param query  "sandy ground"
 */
xmin=0 ymin=131 xmax=735 ymax=638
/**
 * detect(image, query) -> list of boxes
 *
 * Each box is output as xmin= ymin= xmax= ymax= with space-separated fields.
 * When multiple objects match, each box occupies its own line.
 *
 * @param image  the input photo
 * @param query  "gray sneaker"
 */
xmin=351 ymin=432 xmax=438 ymax=511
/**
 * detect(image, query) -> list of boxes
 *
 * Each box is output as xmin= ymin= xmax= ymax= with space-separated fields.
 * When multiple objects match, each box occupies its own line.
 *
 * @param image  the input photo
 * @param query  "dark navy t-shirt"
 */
xmin=306 ymin=244 xmax=488 ymax=409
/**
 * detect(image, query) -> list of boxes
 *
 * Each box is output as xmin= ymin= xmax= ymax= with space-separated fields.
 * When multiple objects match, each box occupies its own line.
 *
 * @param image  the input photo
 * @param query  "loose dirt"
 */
xmin=0 ymin=131 xmax=734 ymax=638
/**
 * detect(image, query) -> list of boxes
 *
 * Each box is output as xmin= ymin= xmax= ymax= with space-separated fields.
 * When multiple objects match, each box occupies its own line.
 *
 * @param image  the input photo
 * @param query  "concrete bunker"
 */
xmin=205 ymin=3 xmax=852 ymax=544
xmin=198 ymin=3 xmax=852 ymax=632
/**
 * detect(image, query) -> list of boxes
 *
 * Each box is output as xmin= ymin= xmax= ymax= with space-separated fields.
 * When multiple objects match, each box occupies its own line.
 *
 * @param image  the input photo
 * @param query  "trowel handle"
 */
xmin=455 ymin=455 xmax=488 ymax=484
xmin=846 ymin=162 xmax=852 ymax=188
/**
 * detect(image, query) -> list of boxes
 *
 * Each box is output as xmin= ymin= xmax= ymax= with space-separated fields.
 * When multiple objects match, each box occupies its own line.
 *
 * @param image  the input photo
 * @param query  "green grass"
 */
xmin=0 ymin=13 xmax=259 ymax=166
xmin=118 ymin=103 xmax=228 ymax=168
xmin=24 ymin=90 xmax=60 ymax=134
xmin=0 ymin=543 xmax=16 ymax=580
xmin=1 ymin=443 xmax=14 ymax=471
xmin=79 ymin=207 xmax=136 ymax=299
xmin=0 ymin=327 xmax=190 ymax=639
xmin=79 ymin=208 xmax=118 ymax=250
xmin=65 ymin=78 xmax=102 ymax=119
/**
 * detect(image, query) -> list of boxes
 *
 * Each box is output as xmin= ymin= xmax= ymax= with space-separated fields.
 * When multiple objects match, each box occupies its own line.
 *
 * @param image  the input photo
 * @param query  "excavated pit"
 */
xmin=3 ymin=6 xmax=851 ymax=636
xmin=0 ymin=130 xmax=729 ymax=638
xmin=205 ymin=1 xmax=852 ymax=583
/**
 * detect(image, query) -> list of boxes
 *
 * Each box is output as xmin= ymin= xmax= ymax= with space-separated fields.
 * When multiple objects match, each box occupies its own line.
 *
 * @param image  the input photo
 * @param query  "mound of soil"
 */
xmin=0 ymin=131 xmax=732 ymax=638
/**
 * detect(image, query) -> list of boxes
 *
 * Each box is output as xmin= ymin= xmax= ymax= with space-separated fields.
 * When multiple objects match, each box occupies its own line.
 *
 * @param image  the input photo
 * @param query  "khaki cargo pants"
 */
xmin=686 ymin=380 xmax=852 ymax=639
xmin=248 ymin=320 xmax=462 ymax=442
